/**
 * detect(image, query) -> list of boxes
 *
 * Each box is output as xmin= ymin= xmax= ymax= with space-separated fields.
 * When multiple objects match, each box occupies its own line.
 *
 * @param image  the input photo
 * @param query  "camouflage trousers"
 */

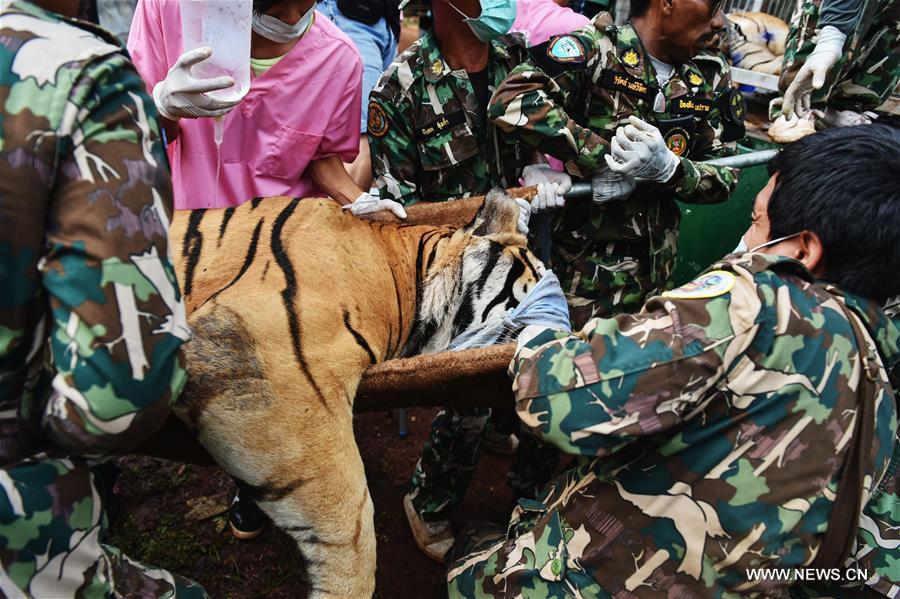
xmin=780 ymin=0 xmax=900 ymax=113
xmin=409 ymin=407 xmax=560 ymax=522
xmin=0 ymin=454 xmax=206 ymax=598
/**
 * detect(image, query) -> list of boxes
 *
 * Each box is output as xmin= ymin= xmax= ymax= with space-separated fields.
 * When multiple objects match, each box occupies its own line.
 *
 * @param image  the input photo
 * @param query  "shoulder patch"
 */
xmin=621 ymin=49 xmax=640 ymax=68
xmin=688 ymin=72 xmax=703 ymax=86
xmin=368 ymin=101 xmax=389 ymax=138
xmin=547 ymin=35 xmax=586 ymax=63
xmin=662 ymin=270 xmax=735 ymax=299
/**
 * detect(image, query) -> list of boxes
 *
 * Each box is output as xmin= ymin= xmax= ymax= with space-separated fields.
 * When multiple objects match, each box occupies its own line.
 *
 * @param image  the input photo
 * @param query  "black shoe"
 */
xmin=228 ymin=485 xmax=265 ymax=540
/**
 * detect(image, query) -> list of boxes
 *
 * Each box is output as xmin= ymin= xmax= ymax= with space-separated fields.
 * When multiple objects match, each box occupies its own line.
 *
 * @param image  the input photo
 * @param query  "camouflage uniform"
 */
xmin=0 ymin=3 xmax=201 ymax=596
xmin=780 ymin=0 xmax=900 ymax=114
xmin=490 ymin=16 xmax=743 ymax=326
xmin=448 ymin=253 xmax=899 ymax=598
xmin=368 ymin=31 xmax=533 ymax=205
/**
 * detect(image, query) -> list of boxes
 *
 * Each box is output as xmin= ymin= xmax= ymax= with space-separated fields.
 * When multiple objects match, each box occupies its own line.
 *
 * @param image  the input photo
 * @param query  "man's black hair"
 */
xmin=766 ymin=121 xmax=900 ymax=304
xmin=630 ymin=0 xmax=651 ymax=17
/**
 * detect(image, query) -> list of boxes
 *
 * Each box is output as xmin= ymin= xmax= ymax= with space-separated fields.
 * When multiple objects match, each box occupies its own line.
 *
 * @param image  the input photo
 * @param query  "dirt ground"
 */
xmin=111 ymin=407 xmax=517 ymax=598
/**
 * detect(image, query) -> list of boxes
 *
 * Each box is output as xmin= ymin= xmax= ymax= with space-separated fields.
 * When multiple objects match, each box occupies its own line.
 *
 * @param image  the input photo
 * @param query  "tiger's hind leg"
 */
xmin=177 ymin=302 xmax=377 ymax=598
xmin=250 ymin=429 xmax=376 ymax=599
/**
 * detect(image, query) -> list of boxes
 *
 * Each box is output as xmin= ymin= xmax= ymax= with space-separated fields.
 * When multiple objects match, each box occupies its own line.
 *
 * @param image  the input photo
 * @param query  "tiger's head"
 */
xmin=403 ymin=190 xmax=546 ymax=356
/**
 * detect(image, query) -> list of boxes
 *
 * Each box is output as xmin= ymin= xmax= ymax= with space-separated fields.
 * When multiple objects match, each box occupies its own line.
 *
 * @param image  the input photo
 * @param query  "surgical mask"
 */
xmin=447 ymin=0 xmax=517 ymax=42
xmin=252 ymin=2 xmax=316 ymax=43
xmin=733 ymin=232 xmax=800 ymax=254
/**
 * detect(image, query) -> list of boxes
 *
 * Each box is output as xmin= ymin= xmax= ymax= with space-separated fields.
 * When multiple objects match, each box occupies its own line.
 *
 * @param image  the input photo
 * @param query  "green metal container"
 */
xmin=673 ymin=137 xmax=780 ymax=285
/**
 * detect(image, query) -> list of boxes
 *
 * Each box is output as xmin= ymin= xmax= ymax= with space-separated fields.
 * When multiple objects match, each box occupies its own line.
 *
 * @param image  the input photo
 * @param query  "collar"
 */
xmin=615 ymin=22 xmax=707 ymax=98
xmin=419 ymin=32 xmax=514 ymax=83
xmin=717 ymin=253 xmax=900 ymax=370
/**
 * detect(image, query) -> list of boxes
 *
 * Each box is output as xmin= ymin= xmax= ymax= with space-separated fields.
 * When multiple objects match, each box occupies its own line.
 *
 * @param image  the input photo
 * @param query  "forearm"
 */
xmin=819 ymin=0 xmax=863 ymax=36
xmin=671 ymin=159 xmax=739 ymax=204
xmin=308 ymin=155 xmax=365 ymax=205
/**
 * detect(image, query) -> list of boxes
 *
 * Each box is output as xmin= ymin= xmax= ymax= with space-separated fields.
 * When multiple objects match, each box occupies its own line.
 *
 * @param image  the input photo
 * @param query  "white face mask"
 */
xmin=733 ymin=232 xmax=801 ymax=254
xmin=252 ymin=2 xmax=316 ymax=43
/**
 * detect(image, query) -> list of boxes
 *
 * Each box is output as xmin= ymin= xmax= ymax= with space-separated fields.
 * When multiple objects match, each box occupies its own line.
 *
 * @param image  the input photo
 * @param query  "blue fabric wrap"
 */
xmin=448 ymin=270 xmax=571 ymax=351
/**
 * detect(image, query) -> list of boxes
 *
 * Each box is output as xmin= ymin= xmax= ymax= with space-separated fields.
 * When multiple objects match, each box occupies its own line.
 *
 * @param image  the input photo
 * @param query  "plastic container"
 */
xmin=180 ymin=0 xmax=252 ymax=104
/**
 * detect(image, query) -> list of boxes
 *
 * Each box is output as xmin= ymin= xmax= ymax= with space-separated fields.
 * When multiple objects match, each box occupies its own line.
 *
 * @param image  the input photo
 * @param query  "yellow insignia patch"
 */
xmin=431 ymin=59 xmax=443 ymax=76
xmin=688 ymin=72 xmax=702 ymax=86
xmin=622 ymin=49 xmax=639 ymax=68
xmin=662 ymin=270 xmax=736 ymax=299
xmin=368 ymin=101 xmax=389 ymax=138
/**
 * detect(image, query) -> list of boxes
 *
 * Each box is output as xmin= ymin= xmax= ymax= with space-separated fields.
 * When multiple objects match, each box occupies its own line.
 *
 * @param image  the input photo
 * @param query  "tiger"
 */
xmin=168 ymin=190 xmax=546 ymax=598
xmin=726 ymin=11 xmax=790 ymax=75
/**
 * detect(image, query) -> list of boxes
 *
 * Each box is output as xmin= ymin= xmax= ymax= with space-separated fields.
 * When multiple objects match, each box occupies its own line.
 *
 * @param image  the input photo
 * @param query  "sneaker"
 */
xmin=229 ymin=487 xmax=265 ymax=540
xmin=402 ymin=493 xmax=454 ymax=563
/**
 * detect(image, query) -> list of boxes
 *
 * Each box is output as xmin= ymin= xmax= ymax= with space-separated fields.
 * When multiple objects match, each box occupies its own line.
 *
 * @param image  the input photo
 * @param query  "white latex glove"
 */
xmin=604 ymin=116 xmax=680 ymax=183
xmin=590 ymin=165 xmax=636 ymax=204
xmin=343 ymin=192 xmax=408 ymax=219
xmin=153 ymin=47 xmax=242 ymax=120
xmin=514 ymin=198 xmax=531 ymax=235
xmin=521 ymin=164 xmax=573 ymax=212
xmin=783 ymin=25 xmax=845 ymax=118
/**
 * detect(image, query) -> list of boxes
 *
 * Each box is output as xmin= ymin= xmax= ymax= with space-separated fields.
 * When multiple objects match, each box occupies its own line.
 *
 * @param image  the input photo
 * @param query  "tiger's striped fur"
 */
xmin=169 ymin=191 xmax=545 ymax=597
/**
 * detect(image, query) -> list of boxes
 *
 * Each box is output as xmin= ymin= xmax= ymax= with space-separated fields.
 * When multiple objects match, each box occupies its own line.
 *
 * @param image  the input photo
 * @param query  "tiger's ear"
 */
xmin=462 ymin=189 xmax=524 ymax=242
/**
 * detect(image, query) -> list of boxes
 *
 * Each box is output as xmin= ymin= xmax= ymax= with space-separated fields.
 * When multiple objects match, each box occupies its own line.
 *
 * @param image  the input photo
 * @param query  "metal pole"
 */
xmin=563 ymin=149 xmax=779 ymax=201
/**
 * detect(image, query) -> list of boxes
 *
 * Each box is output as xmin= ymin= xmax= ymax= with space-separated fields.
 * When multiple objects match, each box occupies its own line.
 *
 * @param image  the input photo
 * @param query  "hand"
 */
xmin=514 ymin=198 xmax=530 ymax=235
xmin=782 ymin=25 xmax=845 ymax=118
xmin=604 ymin=116 xmax=680 ymax=183
xmin=343 ymin=192 xmax=408 ymax=219
xmin=521 ymin=165 xmax=572 ymax=212
xmin=590 ymin=165 xmax=636 ymax=204
xmin=153 ymin=47 xmax=242 ymax=120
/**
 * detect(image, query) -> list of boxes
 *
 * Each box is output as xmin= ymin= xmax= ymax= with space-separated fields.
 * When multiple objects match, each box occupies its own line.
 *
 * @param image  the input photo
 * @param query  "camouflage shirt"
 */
xmin=448 ymin=253 xmax=899 ymax=597
xmin=0 ymin=0 xmax=190 ymax=466
xmin=490 ymin=17 xmax=744 ymax=322
xmin=368 ymin=31 xmax=534 ymax=205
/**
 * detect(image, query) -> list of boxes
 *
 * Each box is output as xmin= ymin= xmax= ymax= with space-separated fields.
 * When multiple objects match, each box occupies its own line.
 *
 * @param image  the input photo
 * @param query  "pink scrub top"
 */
xmin=511 ymin=0 xmax=592 ymax=46
xmin=128 ymin=1 xmax=362 ymax=209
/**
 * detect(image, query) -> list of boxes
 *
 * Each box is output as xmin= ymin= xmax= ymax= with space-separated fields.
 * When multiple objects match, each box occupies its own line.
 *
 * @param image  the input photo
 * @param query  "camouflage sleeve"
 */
xmin=368 ymin=89 xmax=422 ymax=206
xmin=510 ymin=269 xmax=759 ymax=457
xmin=489 ymin=29 xmax=611 ymax=176
xmin=672 ymin=56 xmax=740 ymax=205
xmin=40 ymin=54 xmax=190 ymax=458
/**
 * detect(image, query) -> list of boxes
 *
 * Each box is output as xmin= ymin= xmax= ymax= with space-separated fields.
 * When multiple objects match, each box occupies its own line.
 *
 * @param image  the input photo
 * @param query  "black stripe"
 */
xmin=217 ymin=207 xmax=235 ymax=246
xmin=518 ymin=247 xmax=541 ymax=282
xmin=246 ymin=473 xmax=308 ymax=501
xmin=476 ymin=243 xmax=503 ymax=293
xmin=250 ymin=197 xmax=263 ymax=210
xmin=181 ymin=209 xmax=206 ymax=296
xmin=388 ymin=266 xmax=404 ymax=357
xmin=451 ymin=282 xmax=476 ymax=338
xmin=270 ymin=199 xmax=330 ymax=411
xmin=202 ymin=218 xmax=264 ymax=306
xmin=261 ymin=260 xmax=270 ymax=282
xmin=482 ymin=257 xmax=524 ymax=321
xmin=343 ymin=308 xmax=377 ymax=365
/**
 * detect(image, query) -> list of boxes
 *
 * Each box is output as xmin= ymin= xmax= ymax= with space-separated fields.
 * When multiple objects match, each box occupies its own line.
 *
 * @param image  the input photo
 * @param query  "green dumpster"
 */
xmin=673 ymin=136 xmax=780 ymax=285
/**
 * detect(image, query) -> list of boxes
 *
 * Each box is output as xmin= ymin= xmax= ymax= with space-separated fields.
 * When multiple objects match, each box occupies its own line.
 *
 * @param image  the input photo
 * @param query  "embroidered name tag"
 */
xmin=417 ymin=111 xmax=467 ymax=141
xmin=670 ymin=97 xmax=713 ymax=116
xmin=599 ymin=69 xmax=654 ymax=100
